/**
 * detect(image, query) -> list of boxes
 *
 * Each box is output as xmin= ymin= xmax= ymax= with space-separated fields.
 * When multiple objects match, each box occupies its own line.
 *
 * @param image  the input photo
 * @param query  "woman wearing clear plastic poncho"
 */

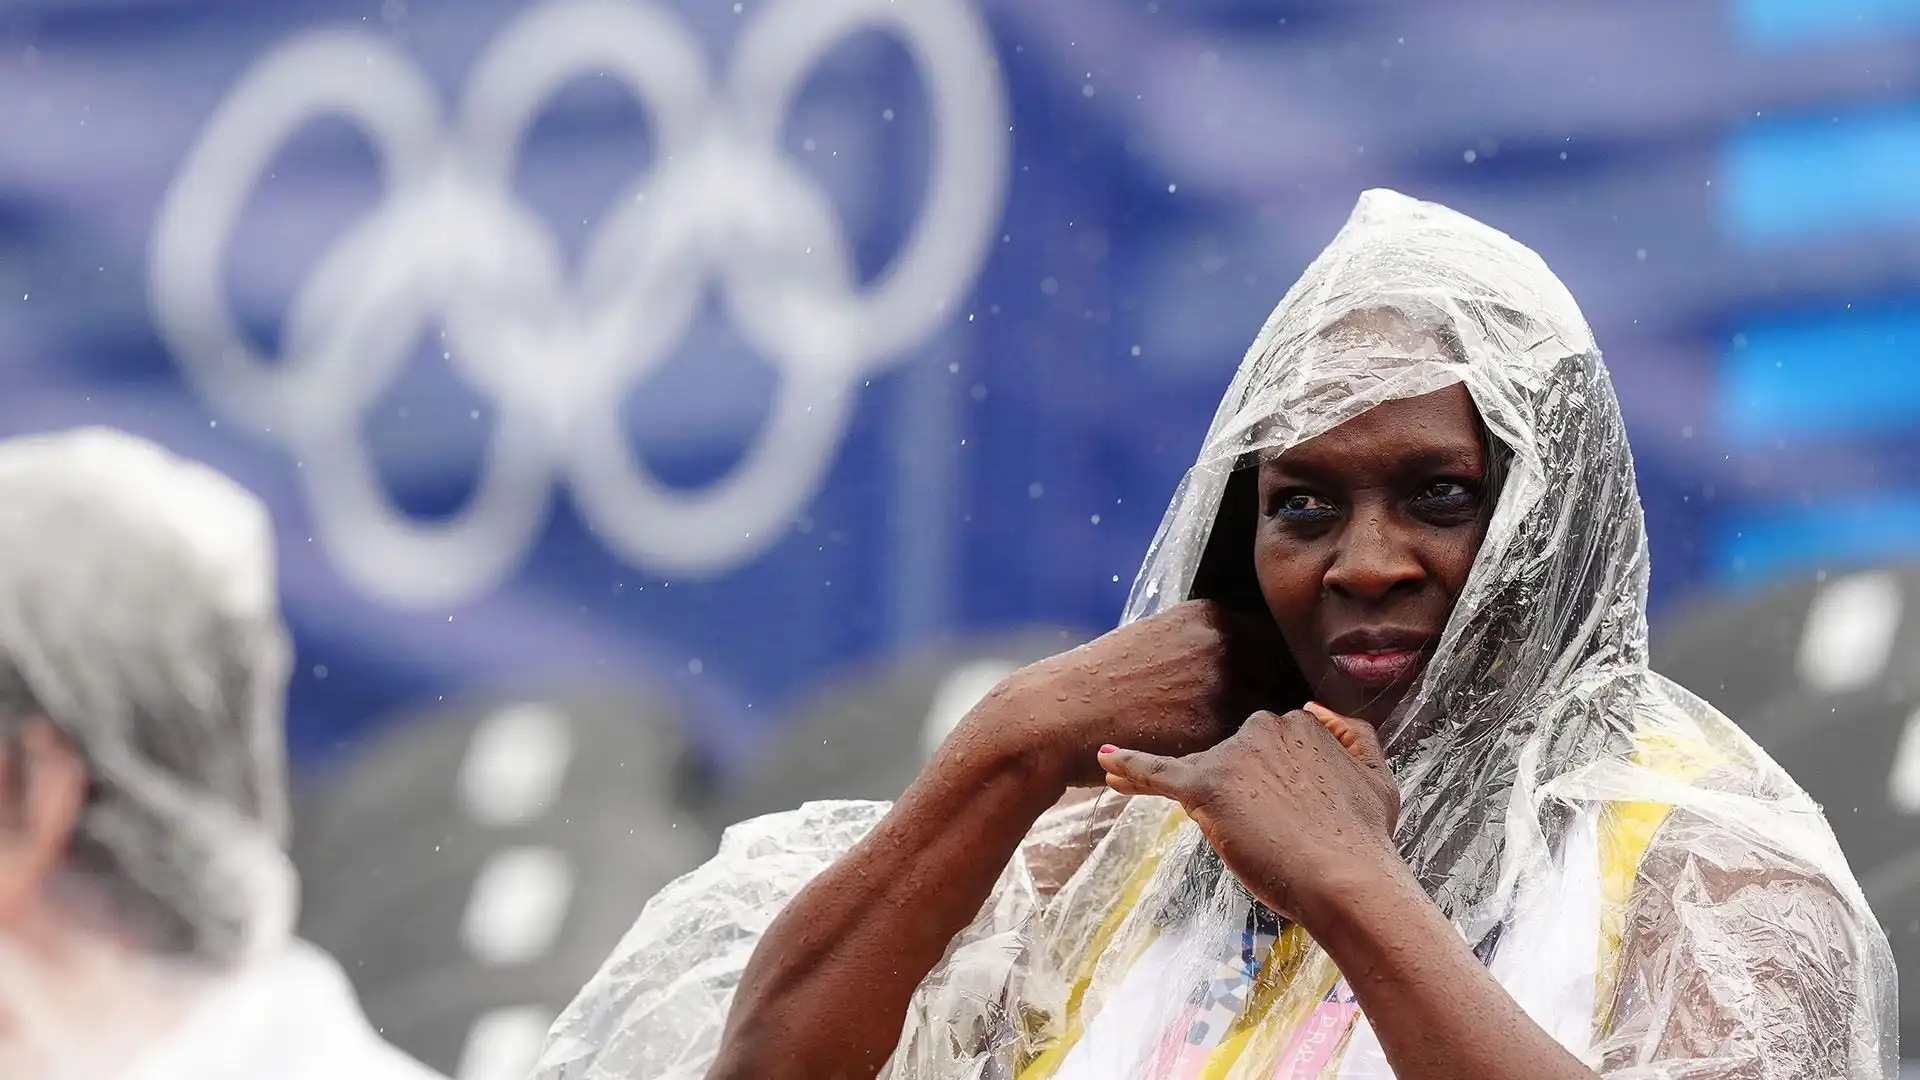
xmin=533 ymin=190 xmax=1898 ymax=1080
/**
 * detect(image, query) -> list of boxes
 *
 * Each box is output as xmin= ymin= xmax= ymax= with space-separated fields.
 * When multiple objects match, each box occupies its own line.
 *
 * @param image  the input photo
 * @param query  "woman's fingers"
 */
xmin=1302 ymin=701 xmax=1386 ymax=768
xmin=1096 ymin=744 xmax=1196 ymax=801
xmin=1102 ymin=707 xmax=1384 ymax=803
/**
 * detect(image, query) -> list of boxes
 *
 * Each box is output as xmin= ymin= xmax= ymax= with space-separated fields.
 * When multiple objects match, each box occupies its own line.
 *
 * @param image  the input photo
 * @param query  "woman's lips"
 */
xmin=1329 ymin=649 xmax=1424 ymax=688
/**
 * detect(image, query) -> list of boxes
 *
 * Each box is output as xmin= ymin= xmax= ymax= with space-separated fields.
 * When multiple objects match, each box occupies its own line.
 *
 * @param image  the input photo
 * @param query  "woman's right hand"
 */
xmin=951 ymin=599 xmax=1296 ymax=788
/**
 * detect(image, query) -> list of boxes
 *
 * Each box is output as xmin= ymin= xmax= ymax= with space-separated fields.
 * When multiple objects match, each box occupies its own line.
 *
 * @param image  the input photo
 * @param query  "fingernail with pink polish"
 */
xmin=1099 ymin=744 xmax=1119 ymax=756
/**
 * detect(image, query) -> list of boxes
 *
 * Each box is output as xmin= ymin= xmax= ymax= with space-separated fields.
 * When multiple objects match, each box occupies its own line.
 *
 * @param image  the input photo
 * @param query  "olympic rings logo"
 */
xmin=150 ymin=0 xmax=1008 ymax=606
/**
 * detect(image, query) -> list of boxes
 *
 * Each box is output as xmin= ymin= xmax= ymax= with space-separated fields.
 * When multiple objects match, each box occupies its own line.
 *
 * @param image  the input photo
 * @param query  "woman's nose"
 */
xmin=1323 ymin=515 xmax=1425 ymax=601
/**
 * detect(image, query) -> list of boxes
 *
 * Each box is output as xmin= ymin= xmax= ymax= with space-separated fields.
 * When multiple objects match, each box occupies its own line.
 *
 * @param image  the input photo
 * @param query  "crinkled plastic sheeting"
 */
xmin=534 ymin=191 xmax=1898 ymax=1080
xmin=0 ymin=429 xmax=297 ymax=966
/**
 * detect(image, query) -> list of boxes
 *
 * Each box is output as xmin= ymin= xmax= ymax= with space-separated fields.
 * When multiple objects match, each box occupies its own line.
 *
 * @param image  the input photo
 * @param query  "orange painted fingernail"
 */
xmin=1303 ymin=702 xmax=1361 ymax=750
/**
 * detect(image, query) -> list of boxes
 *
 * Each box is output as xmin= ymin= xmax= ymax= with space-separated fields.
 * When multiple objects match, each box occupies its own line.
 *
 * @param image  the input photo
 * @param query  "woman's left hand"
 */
xmin=1097 ymin=702 xmax=1403 ymax=925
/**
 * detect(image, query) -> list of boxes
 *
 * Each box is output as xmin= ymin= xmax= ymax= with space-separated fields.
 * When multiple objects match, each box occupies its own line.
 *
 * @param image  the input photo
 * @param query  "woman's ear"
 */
xmin=0 ymin=721 xmax=86 ymax=922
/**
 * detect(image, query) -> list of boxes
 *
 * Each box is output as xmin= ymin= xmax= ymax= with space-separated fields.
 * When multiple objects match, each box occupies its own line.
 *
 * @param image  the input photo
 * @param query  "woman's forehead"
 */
xmin=1266 ymin=384 xmax=1484 ymax=472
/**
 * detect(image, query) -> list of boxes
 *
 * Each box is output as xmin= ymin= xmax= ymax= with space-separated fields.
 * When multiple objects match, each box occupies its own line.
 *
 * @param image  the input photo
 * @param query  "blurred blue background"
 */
xmin=4 ymin=0 xmax=1916 ymax=772
xmin=3 ymin=1 xmax=1919 ymax=1076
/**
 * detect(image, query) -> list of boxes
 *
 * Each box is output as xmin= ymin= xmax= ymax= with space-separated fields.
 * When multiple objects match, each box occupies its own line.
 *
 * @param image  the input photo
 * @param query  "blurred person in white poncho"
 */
xmin=534 ymin=191 xmax=1898 ymax=1080
xmin=0 ymin=429 xmax=445 ymax=1080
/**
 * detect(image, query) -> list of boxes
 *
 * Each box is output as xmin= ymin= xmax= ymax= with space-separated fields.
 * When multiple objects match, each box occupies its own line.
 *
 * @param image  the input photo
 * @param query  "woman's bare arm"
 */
xmin=708 ymin=720 xmax=1063 ymax=1080
xmin=1304 ymin=861 xmax=1602 ymax=1080
xmin=710 ymin=601 xmax=1284 ymax=1080
xmin=1314 ymin=777 xmax=1881 ymax=1080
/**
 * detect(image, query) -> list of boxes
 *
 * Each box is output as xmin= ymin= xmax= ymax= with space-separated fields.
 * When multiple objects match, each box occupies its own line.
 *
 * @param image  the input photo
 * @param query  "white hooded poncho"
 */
xmin=0 ymin=429 xmax=444 ymax=1080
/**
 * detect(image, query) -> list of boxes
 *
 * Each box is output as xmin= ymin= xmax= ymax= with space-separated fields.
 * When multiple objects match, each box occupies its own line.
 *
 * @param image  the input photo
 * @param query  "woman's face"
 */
xmin=1252 ymin=382 xmax=1490 ymax=726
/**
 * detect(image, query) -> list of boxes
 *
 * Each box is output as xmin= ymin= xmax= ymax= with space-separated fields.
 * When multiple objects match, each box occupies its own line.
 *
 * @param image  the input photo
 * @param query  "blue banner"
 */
xmin=1 ymin=0 xmax=1917 ymax=773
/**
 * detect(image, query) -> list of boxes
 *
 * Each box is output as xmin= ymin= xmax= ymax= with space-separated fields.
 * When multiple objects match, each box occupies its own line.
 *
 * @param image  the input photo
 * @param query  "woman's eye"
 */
xmin=1273 ymin=492 xmax=1337 ymax=519
xmin=1416 ymin=480 xmax=1480 ymax=513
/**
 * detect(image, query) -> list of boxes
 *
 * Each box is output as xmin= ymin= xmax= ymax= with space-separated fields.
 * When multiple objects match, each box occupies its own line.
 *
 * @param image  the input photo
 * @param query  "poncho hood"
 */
xmin=1132 ymin=187 xmax=1649 ymax=942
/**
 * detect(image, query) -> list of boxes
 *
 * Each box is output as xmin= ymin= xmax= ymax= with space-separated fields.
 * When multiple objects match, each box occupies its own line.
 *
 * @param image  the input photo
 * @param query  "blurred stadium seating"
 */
xmin=291 ymin=629 xmax=1088 ymax=1078
xmin=718 ymin=627 xmax=1089 ymax=824
xmin=292 ymin=688 xmax=718 ymax=1079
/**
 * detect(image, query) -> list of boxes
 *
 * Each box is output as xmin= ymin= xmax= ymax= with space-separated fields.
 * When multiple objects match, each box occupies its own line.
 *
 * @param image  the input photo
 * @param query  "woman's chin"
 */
xmin=1315 ymin=678 xmax=1416 ymax=727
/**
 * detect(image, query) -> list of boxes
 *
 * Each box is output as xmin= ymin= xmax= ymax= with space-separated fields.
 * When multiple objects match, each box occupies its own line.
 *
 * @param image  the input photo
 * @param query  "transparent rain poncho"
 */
xmin=0 ymin=429 xmax=297 ymax=968
xmin=534 ymin=190 xmax=1898 ymax=1079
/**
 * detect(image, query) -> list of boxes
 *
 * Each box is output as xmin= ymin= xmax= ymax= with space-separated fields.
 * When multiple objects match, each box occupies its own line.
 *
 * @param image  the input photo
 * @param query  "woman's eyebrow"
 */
xmin=1395 ymin=445 xmax=1485 ymax=473
xmin=1259 ymin=455 xmax=1338 ymax=484
xmin=1263 ymin=442 xmax=1482 ymax=482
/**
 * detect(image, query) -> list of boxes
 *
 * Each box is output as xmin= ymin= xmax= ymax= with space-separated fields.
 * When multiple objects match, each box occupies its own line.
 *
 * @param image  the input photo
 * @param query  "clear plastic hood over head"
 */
xmin=1126 ymin=188 xmax=1646 ymax=939
xmin=0 ymin=428 xmax=296 ymax=967
xmin=534 ymin=191 xmax=1898 ymax=1080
